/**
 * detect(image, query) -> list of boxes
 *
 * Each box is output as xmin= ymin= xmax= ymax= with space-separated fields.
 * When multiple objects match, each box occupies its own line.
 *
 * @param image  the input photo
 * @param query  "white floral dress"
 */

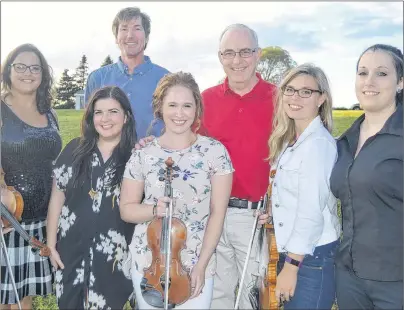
xmin=53 ymin=138 xmax=134 ymax=309
xmin=124 ymin=135 xmax=234 ymax=279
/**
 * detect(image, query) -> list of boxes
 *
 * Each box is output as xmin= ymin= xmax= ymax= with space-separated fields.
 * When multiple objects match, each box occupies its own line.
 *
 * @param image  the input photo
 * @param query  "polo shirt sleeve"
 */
xmin=123 ymin=150 xmax=145 ymax=181
xmin=84 ymin=71 xmax=98 ymax=105
xmin=212 ymin=141 xmax=235 ymax=176
xmin=285 ymin=138 xmax=337 ymax=255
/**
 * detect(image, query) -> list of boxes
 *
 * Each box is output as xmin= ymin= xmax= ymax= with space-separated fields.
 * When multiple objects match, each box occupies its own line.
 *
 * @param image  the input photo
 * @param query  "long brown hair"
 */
xmin=1 ymin=43 xmax=53 ymax=114
xmin=268 ymin=63 xmax=333 ymax=164
xmin=71 ymin=86 xmax=137 ymax=189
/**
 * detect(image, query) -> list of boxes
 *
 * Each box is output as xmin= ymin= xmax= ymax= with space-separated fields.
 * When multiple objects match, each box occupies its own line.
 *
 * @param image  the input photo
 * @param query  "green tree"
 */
xmin=73 ymin=54 xmax=89 ymax=90
xmin=55 ymin=69 xmax=76 ymax=109
xmin=257 ymin=46 xmax=297 ymax=85
xmin=101 ymin=55 xmax=114 ymax=67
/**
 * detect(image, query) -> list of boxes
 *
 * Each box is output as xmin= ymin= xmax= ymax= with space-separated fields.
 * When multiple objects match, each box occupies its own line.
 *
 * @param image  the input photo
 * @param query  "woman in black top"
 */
xmin=330 ymin=44 xmax=403 ymax=309
xmin=46 ymin=86 xmax=137 ymax=309
xmin=1 ymin=44 xmax=62 ymax=308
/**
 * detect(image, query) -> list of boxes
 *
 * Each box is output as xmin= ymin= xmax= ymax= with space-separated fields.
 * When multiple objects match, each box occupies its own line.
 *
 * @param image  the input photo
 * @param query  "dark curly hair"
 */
xmin=1 ymin=43 xmax=53 ymax=114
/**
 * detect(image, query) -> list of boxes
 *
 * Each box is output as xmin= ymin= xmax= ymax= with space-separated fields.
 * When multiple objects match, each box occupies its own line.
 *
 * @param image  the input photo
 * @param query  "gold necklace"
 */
xmin=88 ymin=163 xmax=98 ymax=200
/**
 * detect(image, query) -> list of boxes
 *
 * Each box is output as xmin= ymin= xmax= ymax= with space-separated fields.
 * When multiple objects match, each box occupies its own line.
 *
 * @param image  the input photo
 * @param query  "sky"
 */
xmin=1 ymin=1 xmax=403 ymax=108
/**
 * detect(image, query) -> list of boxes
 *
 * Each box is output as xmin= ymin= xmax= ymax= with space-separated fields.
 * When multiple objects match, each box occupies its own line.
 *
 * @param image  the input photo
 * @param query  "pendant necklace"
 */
xmin=89 ymin=163 xmax=99 ymax=200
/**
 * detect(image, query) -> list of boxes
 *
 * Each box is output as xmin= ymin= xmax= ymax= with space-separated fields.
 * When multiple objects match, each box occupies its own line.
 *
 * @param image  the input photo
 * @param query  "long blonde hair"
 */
xmin=268 ymin=63 xmax=333 ymax=164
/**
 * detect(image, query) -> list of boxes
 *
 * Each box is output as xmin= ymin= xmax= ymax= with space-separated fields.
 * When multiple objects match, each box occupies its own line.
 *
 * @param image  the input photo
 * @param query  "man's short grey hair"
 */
xmin=219 ymin=24 xmax=259 ymax=48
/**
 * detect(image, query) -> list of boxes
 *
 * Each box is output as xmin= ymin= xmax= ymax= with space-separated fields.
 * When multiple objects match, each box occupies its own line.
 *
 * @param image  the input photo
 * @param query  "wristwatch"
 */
xmin=285 ymin=255 xmax=302 ymax=268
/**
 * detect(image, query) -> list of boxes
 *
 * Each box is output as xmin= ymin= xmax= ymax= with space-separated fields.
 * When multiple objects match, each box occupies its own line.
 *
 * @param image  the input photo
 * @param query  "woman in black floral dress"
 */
xmin=46 ymin=86 xmax=137 ymax=309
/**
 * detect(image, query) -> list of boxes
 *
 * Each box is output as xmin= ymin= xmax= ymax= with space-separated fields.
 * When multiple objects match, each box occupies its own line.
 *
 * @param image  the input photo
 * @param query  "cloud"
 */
xmin=1 ymin=1 xmax=403 ymax=107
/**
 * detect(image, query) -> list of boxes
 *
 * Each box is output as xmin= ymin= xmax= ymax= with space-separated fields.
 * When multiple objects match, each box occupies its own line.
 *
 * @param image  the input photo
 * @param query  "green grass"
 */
xmin=31 ymin=109 xmax=362 ymax=309
xmin=55 ymin=109 xmax=363 ymax=147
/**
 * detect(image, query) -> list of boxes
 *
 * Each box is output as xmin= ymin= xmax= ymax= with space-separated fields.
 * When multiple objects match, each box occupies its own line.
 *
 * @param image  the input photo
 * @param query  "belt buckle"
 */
xmin=247 ymin=201 xmax=252 ymax=210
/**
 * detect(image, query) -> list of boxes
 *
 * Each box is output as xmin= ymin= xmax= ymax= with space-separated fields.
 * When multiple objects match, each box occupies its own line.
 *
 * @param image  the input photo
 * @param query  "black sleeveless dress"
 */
xmin=1 ymin=101 xmax=62 ymax=304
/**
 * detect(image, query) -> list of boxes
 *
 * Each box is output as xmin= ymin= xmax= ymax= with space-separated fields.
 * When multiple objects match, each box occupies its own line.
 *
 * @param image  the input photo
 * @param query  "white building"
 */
xmin=74 ymin=90 xmax=85 ymax=110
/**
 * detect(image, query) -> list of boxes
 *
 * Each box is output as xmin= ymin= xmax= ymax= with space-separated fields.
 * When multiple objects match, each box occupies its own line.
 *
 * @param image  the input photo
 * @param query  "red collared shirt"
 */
xmin=200 ymin=74 xmax=275 ymax=201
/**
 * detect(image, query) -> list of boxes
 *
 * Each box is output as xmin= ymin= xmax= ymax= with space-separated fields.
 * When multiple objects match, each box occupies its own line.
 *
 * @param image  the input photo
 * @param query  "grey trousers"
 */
xmin=211 ymin=208 xmax=260 ymax=309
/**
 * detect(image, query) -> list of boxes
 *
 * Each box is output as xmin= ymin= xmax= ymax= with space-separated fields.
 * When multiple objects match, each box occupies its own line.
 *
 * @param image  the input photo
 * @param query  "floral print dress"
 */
xmin=124 ymin=135 xmax=234 ymax=279
xmin=53 ymin=138 xmax=134 ymax=309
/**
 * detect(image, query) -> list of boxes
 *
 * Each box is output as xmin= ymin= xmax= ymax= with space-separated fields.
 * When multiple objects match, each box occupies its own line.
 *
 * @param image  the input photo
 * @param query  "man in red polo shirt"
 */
xmin=200 ymin=24 xmax=275 ymax=309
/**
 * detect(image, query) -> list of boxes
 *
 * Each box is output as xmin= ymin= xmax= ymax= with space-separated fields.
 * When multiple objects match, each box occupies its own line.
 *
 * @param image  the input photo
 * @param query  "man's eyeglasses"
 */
xmin=10 ymin=63 xmax=43 ymax=74
xmin=282 ymin=86 xmax=322 ymax=98
xmin=220 ymin=48 xmax=257 ymax=59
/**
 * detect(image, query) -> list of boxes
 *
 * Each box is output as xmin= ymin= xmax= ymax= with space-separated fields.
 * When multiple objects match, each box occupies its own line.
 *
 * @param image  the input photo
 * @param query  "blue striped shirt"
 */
xmin=84 ymin=56 xmax=169 ymax=139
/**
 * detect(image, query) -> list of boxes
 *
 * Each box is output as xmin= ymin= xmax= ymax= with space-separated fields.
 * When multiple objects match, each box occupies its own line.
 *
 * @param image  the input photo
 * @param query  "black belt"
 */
xmin=228 ymin=198 xmax=259 ymax=209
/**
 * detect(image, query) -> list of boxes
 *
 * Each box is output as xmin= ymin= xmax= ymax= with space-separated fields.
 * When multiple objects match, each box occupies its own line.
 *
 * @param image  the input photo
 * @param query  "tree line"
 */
xmin=53 ymin=55 xmax=113 ymax=109
xmin=55 ymin=46 xmax=296 ymax=109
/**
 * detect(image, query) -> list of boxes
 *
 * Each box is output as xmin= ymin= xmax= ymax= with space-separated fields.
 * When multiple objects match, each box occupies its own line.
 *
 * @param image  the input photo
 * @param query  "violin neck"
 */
xmin=1 ymin=202 xmax=47 ymax=255
xmin=160 ymin=181 xmax=172 ymax=254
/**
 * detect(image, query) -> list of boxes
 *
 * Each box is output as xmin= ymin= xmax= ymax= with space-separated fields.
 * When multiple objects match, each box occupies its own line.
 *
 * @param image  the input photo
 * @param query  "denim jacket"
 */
xmin=271 ymin=116 xmax=341 ymax=255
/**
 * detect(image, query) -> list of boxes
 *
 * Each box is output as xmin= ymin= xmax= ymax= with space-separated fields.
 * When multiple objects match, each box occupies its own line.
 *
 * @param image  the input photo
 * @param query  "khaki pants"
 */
xmin=211 ymin=208 xmax=260 ymax=309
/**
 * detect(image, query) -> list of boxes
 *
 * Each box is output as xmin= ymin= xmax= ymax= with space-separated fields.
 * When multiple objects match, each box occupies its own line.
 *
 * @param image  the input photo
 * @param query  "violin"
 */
xmin=1 ymin=168 xmax=23 ymax=227
xmin=0 ymin=168 xmax=50 ymax=257
xmin=259 ymin=170 xmax=279 ymax=310
xmin=141 ymin=157 xmax=192 ymax=309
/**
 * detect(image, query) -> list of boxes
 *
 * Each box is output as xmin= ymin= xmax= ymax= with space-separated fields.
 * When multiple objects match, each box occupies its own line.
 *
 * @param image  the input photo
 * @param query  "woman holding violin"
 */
xmin=266 ymin=63 xmax=341 ymax=309
xmin=46 ymin=86 xmax=136 ymax=309
xmin=120 ymin=72 xmax=234 ymax=309
xmin=1 ymin=44 xmax=62 ymax=309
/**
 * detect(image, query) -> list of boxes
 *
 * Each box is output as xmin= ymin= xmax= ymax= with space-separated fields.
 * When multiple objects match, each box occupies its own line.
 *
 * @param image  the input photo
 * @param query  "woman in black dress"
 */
xmin=1 ymin=43 xmax=62 ymax=309
xmin=46 ymin=86 xmax=137 ymax=309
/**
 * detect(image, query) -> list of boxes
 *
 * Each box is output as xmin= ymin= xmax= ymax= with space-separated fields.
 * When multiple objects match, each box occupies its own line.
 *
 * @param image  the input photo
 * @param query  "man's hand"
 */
xmin=133 ymin=135 xmax=155 ymax=151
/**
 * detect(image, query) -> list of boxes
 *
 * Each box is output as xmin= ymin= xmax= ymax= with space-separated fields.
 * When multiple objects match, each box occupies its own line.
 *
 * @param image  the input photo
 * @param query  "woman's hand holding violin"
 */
xmin=153 ymin=196 xmax=171 ymax=218
xmin=1 ymin=186 xmax=16 ymax=234
xmin=49 ymin=246 xmax=65 ymax=270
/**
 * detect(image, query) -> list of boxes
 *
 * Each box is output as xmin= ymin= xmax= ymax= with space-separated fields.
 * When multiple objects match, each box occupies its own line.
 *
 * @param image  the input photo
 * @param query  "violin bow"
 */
xmin=234 ymin=197 xmax=265 ymax=310
xmin=0 ymin=202 xmax=50 ymax=257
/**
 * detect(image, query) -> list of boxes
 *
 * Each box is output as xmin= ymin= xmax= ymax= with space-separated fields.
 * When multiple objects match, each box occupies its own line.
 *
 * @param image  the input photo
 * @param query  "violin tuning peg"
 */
xmin=159 ymin=176 xmax=165 ymax=182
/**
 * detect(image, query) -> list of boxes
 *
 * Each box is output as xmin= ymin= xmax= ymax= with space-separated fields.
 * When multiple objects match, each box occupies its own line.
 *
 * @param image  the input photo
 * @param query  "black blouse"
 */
xmin=1 ymin=101 xmax=62 ymax=221
xmin=330 ymin=104 xmax=403 ymax=281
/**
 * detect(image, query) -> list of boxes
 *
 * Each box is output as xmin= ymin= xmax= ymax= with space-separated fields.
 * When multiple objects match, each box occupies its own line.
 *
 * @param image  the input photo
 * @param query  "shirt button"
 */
xmin=274 ymin=183 xmax=277 ymax=187
xmin=279 ymin=165 xmax=283 ymax=169
xmin=279 ymin=222 xmax=283 ymax=227
xmin=239 ymin=108 xmax=243 ymax=113
xmin=290 ymin=149 xmax=294 ymax=152
xmin=275 ymin=204 xmax=279 ymax=208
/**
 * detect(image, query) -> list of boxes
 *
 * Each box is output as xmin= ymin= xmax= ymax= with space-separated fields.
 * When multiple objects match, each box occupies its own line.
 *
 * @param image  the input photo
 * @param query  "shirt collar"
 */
xmin=339 ymin=103 xmax=403 ymax=142
xmin=116 ymin=55 xmax=153 ymax=75
xmin=221 ymin=72 xmax=265 ymax=96
xmin=292 ymin=116 xmax=324 ymax=148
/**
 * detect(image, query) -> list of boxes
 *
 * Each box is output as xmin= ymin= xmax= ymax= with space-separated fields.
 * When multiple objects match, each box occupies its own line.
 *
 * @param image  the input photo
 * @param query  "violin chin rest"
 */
xmin=141 ymin=277 xmax=176 ymax=309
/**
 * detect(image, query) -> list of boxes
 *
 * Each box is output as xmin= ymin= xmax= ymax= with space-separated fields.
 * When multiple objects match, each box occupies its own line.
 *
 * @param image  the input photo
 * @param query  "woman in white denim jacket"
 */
xmin=266 ymin=63 xmax=341 ymax=309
